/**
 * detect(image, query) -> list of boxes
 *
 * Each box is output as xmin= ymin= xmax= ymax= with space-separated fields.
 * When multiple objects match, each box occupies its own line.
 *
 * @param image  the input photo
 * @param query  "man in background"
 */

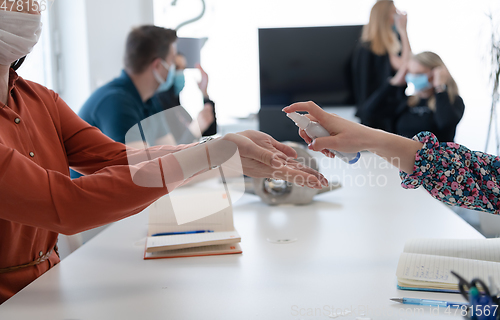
xmin=72 ymin=25 xmax=215 ymax=178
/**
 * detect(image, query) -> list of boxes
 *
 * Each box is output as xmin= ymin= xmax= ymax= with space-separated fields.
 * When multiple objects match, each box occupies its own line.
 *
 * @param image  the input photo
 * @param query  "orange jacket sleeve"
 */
xmin=0 ymin=85 xmax=193 ymax=235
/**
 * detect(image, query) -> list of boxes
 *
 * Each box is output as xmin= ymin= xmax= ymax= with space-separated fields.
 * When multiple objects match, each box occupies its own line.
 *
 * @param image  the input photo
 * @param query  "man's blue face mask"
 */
xmin=173 ymin=71 xmax=185 ymax=96
xmin=405 ymin=73 xmax=431 ymax=93
xmin=155 ymin=60 xmax=176 ymax=93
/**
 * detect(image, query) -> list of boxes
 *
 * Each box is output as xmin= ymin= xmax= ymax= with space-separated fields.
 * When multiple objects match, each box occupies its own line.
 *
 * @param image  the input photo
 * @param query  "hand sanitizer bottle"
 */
xmin=287 ymin=112 xmax=361 ymax=164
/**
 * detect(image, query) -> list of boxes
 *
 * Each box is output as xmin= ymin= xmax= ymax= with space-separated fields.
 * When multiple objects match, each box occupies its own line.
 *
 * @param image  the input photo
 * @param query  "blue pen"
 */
xmin=152 ymin=230 xmax=214 ymax=237
xmin=390 ymin=297 xmax=468 ymax=308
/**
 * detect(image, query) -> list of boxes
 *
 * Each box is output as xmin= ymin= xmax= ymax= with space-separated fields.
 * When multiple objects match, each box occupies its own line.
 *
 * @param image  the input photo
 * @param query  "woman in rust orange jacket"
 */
xmin=0 ymin=8 xmax=327 ymax=303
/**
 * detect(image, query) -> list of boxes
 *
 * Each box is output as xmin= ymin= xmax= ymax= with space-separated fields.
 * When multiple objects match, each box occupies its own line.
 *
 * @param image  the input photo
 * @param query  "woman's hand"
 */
xmin=196 ymin=64 xmax=209 ymax=98
xmin=283 ymin=102 xmax=375 ymax=156
xmin=283 ymin=101 xmax=424 ymax=174
xmin=390 ymin=62 xmax=408 ymax=86
xmin=221 ymin=131 xmax=328 ymax=189
xmin=432 ymin=66 xmax=450 ymax=87
xmin=394 ymin=10 xmax=412 ymax=67
xmin=394 ymin=11 xmax=408 ymax=34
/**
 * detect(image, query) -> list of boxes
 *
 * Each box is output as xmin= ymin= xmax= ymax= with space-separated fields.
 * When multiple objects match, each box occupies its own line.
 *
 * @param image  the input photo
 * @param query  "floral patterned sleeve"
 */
xmin=400 ymin=131 xmax=500 ymax=214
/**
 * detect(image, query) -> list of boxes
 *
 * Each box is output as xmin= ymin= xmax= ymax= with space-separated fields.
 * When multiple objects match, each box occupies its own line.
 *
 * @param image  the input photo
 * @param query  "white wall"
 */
xmin=51 ymin=0 xmax=155 ymax=112
xmin=85 ymin=0 xmax=155 ymax=91
xmin=16 ymin=12 xmax=54 ymax=90
xmin=51 ymin=0 xmax=91 ymax=112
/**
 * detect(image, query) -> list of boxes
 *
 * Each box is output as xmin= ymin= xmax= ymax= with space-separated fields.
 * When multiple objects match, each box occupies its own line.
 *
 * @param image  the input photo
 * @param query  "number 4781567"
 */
xmin=445 ymin=305 xmax=499 ymax=317
xmin=0 ymin=0 xmax=54 ymax=12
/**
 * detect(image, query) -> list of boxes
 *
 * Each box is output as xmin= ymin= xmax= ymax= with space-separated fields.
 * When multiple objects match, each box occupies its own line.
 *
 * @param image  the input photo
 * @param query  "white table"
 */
xmin=0 ymin=153 xmax=484 ymax=320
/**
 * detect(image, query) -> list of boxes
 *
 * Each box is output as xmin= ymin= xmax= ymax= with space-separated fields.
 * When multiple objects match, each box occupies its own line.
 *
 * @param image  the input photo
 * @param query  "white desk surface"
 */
xmin=0 ymin=153 xmax=484 ymax=320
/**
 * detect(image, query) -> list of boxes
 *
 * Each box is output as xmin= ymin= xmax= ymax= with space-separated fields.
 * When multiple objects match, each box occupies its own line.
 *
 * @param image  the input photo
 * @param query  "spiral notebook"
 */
xmin=396 ymin=238 xmax=500 ymax=293
xmin=144 ymin=194 xmax=242 ymax=259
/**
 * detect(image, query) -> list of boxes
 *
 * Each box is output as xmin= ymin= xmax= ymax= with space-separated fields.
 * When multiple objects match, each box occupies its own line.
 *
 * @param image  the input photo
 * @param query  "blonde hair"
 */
xmin=361 ymin=0 xmax=401 ymax=56
xmin=408 ymin=51 xmax=459 ymax=111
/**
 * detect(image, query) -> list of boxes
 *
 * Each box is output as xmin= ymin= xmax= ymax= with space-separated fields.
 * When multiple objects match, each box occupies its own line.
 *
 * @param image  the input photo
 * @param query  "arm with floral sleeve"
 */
xmin=400 ymin=132 xmax=500 ymax=213
xmin=283 ymin=101 xmax=500 ymax=215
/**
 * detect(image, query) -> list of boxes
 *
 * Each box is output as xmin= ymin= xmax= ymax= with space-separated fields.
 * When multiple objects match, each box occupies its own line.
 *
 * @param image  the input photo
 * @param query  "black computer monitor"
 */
xmin=259 ymin=25 xmax=362 ymax=107
xmin=258 ymin=25 xmax=363 ymax=141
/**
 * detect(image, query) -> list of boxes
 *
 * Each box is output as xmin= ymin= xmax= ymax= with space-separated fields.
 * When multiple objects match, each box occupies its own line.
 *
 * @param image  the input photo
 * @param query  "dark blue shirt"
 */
xmin=71 ymin=70 xmax=168 ymax=179
xmin=78 ymin=70 xmax=166 ymax=144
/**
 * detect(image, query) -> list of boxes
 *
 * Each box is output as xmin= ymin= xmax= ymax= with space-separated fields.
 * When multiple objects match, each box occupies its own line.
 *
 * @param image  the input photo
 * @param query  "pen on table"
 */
xmin=390 ymin=297 xmax=468 ymax=308
xmin=152 ymin=230 xmax=214 ymax=237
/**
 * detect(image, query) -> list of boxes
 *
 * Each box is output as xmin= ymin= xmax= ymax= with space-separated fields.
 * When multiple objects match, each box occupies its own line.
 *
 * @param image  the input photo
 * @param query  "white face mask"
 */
xmin=0 ymin=10 xmax=43 ymax=66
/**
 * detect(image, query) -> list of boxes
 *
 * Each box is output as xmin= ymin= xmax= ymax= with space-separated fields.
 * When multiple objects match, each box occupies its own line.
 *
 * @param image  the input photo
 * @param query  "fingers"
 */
xmin=304 ymin=114 xmax=319 ymax=122
xmin=307 ymin=144 xmax=335 ymax=158
xmin=282 ymin=101 xmax=330 ymax=122
xmin=309 ymin=136 xmax=339 ymax=152
xmin=241 ymin=157 xmax=327 ymax=189
xmin=299 ymin=129 xmax=312 ymax=144
xmin=272 ymin=140 xmax=298 ymax=159
xmin=322 ymin=150 xmax=336 ymax=158
xmin=299 ymin=115 xmax=318 ymax=144
xmin=232 ymin=131 xmax=290 ymax=165
xmin=240 ymin=158 xmax=323 ymax=189
xmin=285 ymin=160 xmax=328 ymax=186
xmin=250 ymin=145 xmax=283 ymax=168
xmin=272 ymin=165 xmax=324 ymax=189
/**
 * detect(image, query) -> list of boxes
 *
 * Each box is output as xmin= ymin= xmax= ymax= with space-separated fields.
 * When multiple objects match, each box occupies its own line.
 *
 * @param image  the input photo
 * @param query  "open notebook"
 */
xmin=144 ymin=194 xmax=242 ymax=259
xmin=396 ymin=238 xmax=500 ymax=293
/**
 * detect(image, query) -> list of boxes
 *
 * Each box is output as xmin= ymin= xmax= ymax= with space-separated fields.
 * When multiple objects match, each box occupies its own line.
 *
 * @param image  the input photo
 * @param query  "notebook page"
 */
xmin=404 ymin=238 xmax=500 ymax=262
xmin=396 ymin=252 xmax=500 ymax=284
xmin=168 ymin=154 xmax=245 ymax=225
xmin=148 ymin=194 xmax=235 ymax=236
xmin=170 ymin=183 xmax=232 ymax=225
xmin=146 ymin=230 xmax=240 ymax=252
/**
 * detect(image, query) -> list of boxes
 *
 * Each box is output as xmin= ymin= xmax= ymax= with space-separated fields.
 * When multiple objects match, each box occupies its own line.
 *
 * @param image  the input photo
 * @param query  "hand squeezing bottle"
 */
xmin=287 ymin=112 xmax=361 ymax=164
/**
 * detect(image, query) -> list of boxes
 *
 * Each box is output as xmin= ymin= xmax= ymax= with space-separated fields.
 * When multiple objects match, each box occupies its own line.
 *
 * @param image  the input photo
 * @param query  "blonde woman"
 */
xmin=363 ymin=52 xmax=464 ymax=142
xmin=392 ymin=52 xmax=464 ymax=142
xmin=352 ymin=0 xmax=412 ymax=132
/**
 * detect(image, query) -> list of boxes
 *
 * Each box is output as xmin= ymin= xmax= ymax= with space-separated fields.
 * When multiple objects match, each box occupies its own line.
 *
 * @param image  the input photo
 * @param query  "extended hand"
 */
xmin=283 ymin=101 xmax=375 ymax=157
xmin=283 ymin=102 xmax=425 ymax=175
xmin=221 ymin=131 xmax=328 ymax=189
